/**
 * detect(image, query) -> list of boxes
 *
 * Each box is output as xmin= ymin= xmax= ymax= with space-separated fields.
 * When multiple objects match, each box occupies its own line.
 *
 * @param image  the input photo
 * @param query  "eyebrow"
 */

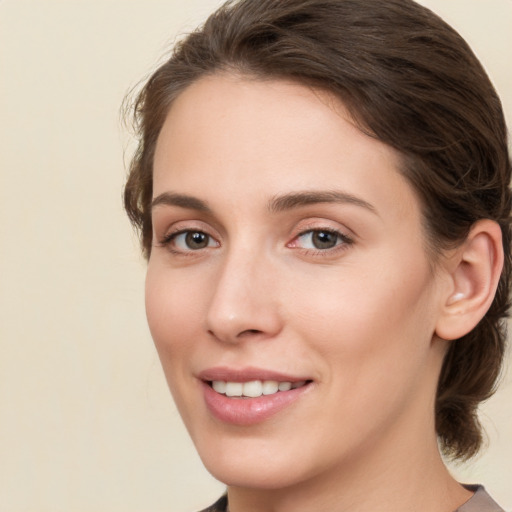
xmin=151 ymin=192 xmax=212 ymax=213
xmin=151 ymin=190 xmax=377 ymax=215
xmin=268 ymin=190 xmax=377 ymax=215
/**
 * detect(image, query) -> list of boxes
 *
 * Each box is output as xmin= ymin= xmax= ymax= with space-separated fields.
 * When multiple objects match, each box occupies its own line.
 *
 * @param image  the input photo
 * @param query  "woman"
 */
xmin=124 ymin=0 xmax=511 ymax=510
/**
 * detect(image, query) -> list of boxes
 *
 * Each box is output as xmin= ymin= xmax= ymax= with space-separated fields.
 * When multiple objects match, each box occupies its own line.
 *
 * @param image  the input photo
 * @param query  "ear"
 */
xmin=435 ymin=219 xmax=504 ymax=341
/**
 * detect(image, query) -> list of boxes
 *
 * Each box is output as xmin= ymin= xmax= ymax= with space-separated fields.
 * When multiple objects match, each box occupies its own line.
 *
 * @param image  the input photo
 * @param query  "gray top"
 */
xmin=200 ymin=485 xmax=505 ymax=511
xmin=457 ymin=485 xmax=505 ymax=512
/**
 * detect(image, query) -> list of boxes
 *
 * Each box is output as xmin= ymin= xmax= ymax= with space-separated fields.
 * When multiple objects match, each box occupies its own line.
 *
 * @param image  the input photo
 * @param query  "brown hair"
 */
xmin=124 ymin=0 xmax=511 ymax=460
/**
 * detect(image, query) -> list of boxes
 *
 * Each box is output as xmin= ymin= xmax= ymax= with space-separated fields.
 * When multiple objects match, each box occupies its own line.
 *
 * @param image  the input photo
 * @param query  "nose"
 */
xmin=205 ymin=248 xmax=283 ymax=344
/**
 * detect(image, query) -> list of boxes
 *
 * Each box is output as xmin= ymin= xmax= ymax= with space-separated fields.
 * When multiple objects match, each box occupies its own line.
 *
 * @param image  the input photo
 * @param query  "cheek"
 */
xmin=286 ymin=261 xmax=439 ymax=435
xmin=286 ymin=252 xmax=437 ymax=365
xmin=144 ymin=263 xmax=209 ymax=421
xmin=145 ymin=263 xmax=203 ymax=357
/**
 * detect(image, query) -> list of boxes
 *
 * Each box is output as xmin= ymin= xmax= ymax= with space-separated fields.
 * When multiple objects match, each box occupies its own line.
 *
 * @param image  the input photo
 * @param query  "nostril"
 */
xmin=207 ymin=327 xmax=264 ymax=343
xmin=239 ymin=329 xmax=263 ymax=336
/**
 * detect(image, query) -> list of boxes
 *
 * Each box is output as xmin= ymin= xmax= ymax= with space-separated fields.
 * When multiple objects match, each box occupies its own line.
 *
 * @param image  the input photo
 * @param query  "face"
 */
xmin=147 ymin=75 xmax=449 ymax=491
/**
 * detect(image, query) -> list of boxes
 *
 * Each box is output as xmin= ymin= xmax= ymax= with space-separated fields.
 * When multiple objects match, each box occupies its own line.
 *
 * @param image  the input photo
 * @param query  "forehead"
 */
xmin=153 ymin=74 xmax=419 ymax=224
xmin=155 ymin=74 xmax=389 ymax=159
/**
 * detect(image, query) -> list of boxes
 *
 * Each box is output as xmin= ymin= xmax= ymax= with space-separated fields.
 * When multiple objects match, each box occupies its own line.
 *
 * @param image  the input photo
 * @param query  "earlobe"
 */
xmin=435 ymin=220 xmax=503 ymax=341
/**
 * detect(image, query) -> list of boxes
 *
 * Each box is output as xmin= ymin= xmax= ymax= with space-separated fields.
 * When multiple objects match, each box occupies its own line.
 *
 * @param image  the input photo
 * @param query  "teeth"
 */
xmin=243 ymin=380 xmax=263 ymax=397
xmin=225 ymin=382 xmax=243 ymax=397
xmin=211 ymin=379 xmax=307 ymax=398
xmin=262 ymin=380 xmax=279 ymax=395
xmin=212 ymin=381 xmax=227 ymax=394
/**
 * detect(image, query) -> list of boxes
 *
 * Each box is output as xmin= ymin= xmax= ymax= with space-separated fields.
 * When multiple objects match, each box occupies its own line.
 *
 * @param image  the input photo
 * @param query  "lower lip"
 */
xmin=202 ymin=381 xmax=312 ymax=426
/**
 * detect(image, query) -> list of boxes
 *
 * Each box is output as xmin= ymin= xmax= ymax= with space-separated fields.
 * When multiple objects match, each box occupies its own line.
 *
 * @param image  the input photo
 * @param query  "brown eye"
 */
xmin=166 ymin=230 xmax=218 ymax=252
xmin=311 ymin=230 xmax=339 ymax=249
xmin=185 ymin=231 xmax=210 ymax=249
xmin=292 ymin=229 xmax=353 ymax=252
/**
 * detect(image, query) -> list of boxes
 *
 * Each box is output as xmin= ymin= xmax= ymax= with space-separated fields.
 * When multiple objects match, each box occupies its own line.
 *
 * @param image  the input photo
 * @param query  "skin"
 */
xmin=146 ymin=75 xmax=474 ymax=512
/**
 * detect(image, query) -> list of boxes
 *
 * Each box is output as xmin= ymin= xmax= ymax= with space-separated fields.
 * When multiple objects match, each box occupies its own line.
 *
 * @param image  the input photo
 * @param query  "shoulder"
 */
xmin=456 ymin=485 xmax=506 ymax=512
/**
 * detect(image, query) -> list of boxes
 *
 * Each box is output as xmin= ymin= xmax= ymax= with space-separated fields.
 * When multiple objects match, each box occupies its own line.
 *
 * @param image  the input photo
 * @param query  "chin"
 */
xmin=206 ymin=460 xmax=306 ymax=490
xmin=196 ymin=435 xmax=314 ymax=490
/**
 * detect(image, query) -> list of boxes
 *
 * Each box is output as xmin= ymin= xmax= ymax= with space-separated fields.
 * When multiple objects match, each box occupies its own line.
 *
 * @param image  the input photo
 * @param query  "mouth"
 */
xmin=208 ymin=379 xmax=312 ymax=398
xmin=199 ymin=368 xmax=314 ymax=425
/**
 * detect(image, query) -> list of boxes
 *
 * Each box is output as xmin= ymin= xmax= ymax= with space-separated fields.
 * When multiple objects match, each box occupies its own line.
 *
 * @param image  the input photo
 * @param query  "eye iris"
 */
xmin=185 ymin=231 xmax=209 ymax=249
xmin=312 ymin=231 xmax=337 ymax=249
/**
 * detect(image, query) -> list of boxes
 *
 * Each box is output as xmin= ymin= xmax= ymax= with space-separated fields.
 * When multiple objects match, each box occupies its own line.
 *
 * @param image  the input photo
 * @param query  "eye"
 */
xmin=292 ymin=229 xmax=352 ymax=250
xmin=164 ymin=230 xmax=218 ymax=251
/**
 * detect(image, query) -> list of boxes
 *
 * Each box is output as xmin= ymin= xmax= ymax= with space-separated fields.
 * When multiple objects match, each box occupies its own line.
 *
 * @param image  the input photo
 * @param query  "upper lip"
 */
xmin=198 ymin=366 xmax=311 ymax=383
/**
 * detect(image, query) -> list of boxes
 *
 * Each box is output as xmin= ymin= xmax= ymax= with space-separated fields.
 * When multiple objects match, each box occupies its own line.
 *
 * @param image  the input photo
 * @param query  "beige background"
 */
xmin=0 ymin=1 xmax=510 ymax=511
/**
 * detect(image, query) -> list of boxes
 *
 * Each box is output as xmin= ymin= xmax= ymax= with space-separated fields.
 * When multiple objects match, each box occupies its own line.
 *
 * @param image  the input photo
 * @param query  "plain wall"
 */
xmin=0 ymin=1 xmax=510 ymax=511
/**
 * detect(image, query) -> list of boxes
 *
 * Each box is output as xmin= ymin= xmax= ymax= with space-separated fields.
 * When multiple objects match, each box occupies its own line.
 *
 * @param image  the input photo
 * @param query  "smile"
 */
xmin=211 ymin=379 xmax=308 ymax=398
xmin=199 ymin=368 xmax=314 ymax=425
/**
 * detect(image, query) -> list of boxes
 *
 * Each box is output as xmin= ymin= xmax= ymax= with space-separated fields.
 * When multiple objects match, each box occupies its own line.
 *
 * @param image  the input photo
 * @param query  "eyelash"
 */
xmin=157 ymin=227 xmax=354 ymax=256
